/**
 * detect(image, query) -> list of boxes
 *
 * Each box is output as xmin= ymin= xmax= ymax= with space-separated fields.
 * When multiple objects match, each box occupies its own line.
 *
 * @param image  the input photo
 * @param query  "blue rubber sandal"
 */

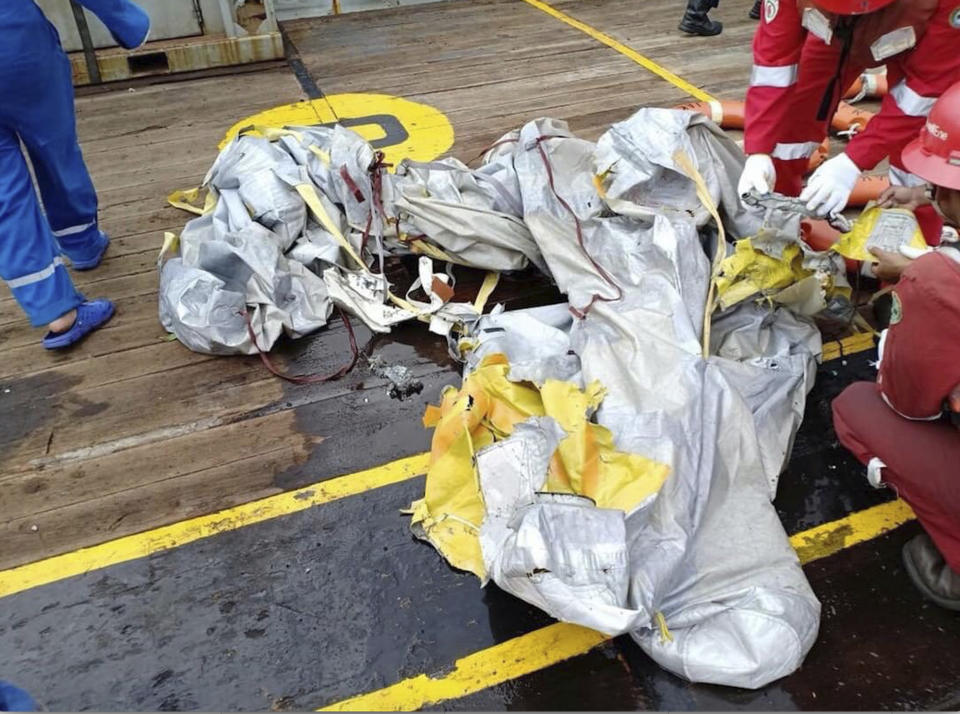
xmin=71 ymin=232 xmax=110 ymax=271
xmin=43 ymin=299 xmax=115 ymax=350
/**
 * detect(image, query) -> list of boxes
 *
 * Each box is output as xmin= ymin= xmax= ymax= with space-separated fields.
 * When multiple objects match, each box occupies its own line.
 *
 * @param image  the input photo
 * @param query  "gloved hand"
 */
xmin=738 ymin=154 xmax=776 ymax=200
xmin=800 ymin=152 xmax=861 ymax=217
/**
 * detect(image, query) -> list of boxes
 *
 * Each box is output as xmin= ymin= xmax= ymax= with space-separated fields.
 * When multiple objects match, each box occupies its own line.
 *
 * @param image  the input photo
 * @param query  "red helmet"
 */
xmin=812 ymin=0 xmax=897 ymax=14
xmin=901 ymin=82 xmax=960 ymax=190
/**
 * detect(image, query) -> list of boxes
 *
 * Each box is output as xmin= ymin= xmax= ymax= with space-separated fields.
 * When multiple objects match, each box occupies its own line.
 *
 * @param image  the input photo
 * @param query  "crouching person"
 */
xmin=832 ymin=83 xmax=960 ymax=610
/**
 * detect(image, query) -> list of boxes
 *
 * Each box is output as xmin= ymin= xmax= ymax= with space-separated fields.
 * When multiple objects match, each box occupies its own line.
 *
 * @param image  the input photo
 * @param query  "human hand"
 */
xmin=877 ymin=185 xmax=927 ymax=211
xmin=868 ymin=247 xmax=913 ymax=281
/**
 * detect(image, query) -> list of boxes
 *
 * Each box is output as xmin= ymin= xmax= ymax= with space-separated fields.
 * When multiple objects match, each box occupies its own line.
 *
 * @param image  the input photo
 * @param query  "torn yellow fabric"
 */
xmin=410 ymin=354 xmax=670 ymax=578
xmin=167 ymin=187 xmax=210 ymax=216
xmin=158 ymin=231 xmax=180 ymax=264
xmin=716 ymin=239 xmax=811 ymax=310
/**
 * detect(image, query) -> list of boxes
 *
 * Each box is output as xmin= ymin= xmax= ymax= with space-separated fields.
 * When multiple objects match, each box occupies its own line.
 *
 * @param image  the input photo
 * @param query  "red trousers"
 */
xmin=832 ymin=254 xmax=960 ymax=570
xmin=833 ymin=382 xmax=960 ymax=570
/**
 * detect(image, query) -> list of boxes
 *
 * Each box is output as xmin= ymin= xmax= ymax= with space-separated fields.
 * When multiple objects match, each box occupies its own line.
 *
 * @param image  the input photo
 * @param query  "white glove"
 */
xmin=738 ymin=154 xmax=776 ymax=200
xmin=800 ymin=152 xmax=861 ymax=216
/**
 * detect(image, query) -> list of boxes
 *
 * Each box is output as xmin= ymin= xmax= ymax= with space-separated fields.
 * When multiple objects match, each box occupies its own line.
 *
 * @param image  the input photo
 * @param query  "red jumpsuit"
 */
xmin=745 ymin=0 xmax=960 ymax=241
xmin=832 ymin=253 xmax=960 ymax=570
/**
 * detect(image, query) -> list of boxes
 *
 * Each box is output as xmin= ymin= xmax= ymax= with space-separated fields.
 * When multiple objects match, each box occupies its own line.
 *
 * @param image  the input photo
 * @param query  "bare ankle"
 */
xmin=48 ymin=309 xmax=77 ymax=333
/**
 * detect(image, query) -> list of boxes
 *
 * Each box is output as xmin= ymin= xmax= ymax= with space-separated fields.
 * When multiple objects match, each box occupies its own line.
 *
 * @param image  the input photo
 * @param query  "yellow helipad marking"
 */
xmin=0 ymin=452 xmax=430 ymax=599
xmin=220 ymin=92 xmax=455 ymax=167
xmin=0 ymin=334 xmax=874 ymax=600
xmin=319 ymin=499 xmax=916 ymax=711
xmin=520 ymin=0 xmax=716 ymax=103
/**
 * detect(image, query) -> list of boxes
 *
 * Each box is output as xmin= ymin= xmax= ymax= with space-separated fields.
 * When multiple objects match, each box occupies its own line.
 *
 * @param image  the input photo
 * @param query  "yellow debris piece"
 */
xmin=410 ymin=354 xmax=670 ymax=578
xmin=158 ymin=231 xmax=180 ymax=264
xmin=715 ymin=238 xmax=810 ymax=310
xmin=831 ymin=206 xmax=928 ymax=262
xmin=167 ymin=186 xmax=214 ymax=216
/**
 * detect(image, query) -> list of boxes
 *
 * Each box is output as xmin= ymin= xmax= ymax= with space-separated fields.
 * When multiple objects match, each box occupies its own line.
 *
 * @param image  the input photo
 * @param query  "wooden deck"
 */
xmin=0 ymin=0 xmax=760 ymax=571
xmin=5 ymin=2 xmax=960 ymax=711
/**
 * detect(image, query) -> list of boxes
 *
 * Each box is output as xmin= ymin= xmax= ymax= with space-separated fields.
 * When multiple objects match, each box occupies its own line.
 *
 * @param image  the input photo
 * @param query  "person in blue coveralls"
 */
xmin=0 ymin=0 xmax=149 ymax=349
xmin=0 ymin=681 xmax=35 ymax=712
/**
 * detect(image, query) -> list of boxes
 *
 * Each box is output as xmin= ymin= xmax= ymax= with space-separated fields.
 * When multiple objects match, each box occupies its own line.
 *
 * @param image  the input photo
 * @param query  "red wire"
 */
xmin=242 ymin=307 xmax=359 ymax=384
xmin=239 ymin=135 xmax=617 ymax=386
xmin=532 ymin=135 xmax=623 ymax=318
xmin=360 ymin=150 xmax=391 ymax=264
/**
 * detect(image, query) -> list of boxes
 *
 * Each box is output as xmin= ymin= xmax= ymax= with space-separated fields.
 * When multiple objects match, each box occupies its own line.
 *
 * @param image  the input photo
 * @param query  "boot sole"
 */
xmin=902 ymin=543 xmax=960 ymax=611
xmin=678 ymin=24 xmax=723 ymax=35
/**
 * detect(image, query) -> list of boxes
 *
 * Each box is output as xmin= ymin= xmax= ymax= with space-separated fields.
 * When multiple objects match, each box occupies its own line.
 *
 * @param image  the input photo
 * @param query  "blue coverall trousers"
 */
xmin=0 ymin=0 xmax=148 ymax=327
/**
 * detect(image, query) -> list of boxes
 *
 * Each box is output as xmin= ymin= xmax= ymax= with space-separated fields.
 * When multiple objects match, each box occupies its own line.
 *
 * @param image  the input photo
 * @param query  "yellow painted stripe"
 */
xmin=0 ymin=452 xmax=431 ymax=599
xmin=519 ymin=0 xmax=715 ymax=103
xmin=0 ymin=333 xmax=870 ymax=600
xmin=790 ymin=498 xmax=915 ymax=564
xmin=321 ymin=622 xmax=608 ymax=711
xmin=319 ymin=498 xmax=916 ymax=711
xmin=821 ymin=332 xmax=875 ymax=362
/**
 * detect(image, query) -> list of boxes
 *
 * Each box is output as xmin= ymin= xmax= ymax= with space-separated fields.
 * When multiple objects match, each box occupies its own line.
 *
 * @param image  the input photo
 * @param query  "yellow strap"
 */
xmin=672 ymin=149 xmax=725 ymax=358
xmin=295 ymin=183 xmax=368 ymax=271
xmin=261 ymin=126 xmax=305 ymax=142
xmin=309 ymin=145 xmax=331 ymax=165
xmin=473 ymin=272 xmax=500 ymax=315
xmin=655 ymin=611 xmax=674 ymax=643
xmin=409 ymin=238 xmax=459 ymax=264
xmin=298 ymin=185 xmax=436 ymax=317
xmin=387 ymin=291 xmax=426 ymax=316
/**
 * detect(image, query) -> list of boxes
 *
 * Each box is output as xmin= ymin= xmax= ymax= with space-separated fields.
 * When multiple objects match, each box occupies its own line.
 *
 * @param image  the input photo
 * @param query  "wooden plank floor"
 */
xmin=283 ymin=0 xmax=754 ymax=160
xmin=0 ymin=0 xmax=759 ymax=570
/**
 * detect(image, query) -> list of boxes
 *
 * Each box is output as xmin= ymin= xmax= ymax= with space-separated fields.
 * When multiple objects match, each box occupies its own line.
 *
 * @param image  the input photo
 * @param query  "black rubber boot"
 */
xmin=679 ymin=0 xmax=722 ymax=35
xmin=749 ymin=0 xmax=762 ymax=19
xmin=903 ymin=534 xmax=960 ymax=611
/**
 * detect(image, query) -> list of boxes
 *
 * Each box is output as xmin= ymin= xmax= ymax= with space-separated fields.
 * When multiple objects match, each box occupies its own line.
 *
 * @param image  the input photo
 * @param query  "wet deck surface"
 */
xmin=1 ymin=0 xmax=958 ymax=709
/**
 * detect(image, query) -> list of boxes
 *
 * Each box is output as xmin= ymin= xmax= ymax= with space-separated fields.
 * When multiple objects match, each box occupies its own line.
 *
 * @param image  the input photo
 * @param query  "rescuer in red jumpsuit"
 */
xmin=737 ymin=0 xmax=960 ymax=243
xmin=832 ymin=83 xmax=960 ymax=610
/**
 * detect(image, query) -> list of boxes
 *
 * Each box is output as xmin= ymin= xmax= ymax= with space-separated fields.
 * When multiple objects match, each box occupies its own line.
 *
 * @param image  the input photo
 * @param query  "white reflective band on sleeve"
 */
xmin=6 ymin=257 xmax=65 ymax=289
xmin=749 ymin=64 xmax=798 ymax=88
xmin=771 ymin=141 xmax=820 ymax=160
xmin=708 ymin=100 xmax=723 ymax=124
xmin=888 ymin=165 xmax=927 ymax=187
xmin=52 ymin=221 xmax=95 ymax=238
xmin=889 ymin=80 xmax=936 ymax=117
